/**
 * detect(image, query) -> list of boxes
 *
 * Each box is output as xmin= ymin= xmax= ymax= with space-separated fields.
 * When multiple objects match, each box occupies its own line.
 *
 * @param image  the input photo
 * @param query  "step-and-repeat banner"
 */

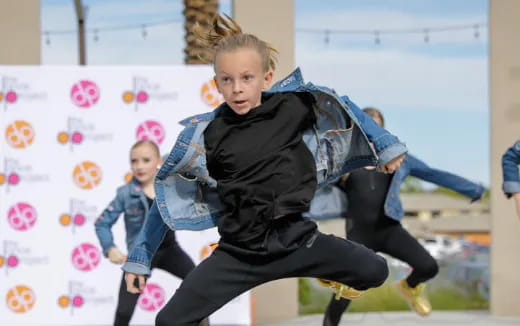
xmin=0 ymin=66 xmax=251 ymax=326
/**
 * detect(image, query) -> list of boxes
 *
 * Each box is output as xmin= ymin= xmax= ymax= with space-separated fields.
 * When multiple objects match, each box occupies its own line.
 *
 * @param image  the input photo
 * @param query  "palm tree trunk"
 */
xmin=184 ymin=0 xmax=219 ymax=64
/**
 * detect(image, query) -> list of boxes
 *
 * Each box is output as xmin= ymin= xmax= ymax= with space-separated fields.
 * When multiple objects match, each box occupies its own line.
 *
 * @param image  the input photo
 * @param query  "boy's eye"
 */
xmin=244 ymin=75 xmax=253 ymax=81
xmin=221 ymin=77 xmax=230 ymax=83
xmin=143 ymin=158 xmax=150 ymax=163
xmin=131 ymin=159 xmax=137 ymax=164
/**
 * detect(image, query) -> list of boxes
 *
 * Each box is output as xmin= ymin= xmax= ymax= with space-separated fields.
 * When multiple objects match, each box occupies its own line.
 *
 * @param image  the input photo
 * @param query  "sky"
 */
xmin=40 ymin=0 xmax=490 ymax=187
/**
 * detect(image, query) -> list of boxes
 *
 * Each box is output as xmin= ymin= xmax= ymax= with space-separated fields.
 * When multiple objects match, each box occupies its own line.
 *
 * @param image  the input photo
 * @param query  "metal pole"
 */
xmin=74 ymin=0 xmax=86 ymax=65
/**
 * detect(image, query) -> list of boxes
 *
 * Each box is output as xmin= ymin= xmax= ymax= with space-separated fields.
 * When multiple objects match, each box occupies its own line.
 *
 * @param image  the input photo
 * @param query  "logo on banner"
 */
xmin=0 ymin=240 xmax=49 ymax=274
xmin=200 ymin=242 xmax=219 ymax=261
xmin=136 ymin=120 xmax=166 ymax=145
xmin=5 ymin=120 xmax=35 ymax=149
xmin=0 ymin=158 xmax=49 ymax=192
xmin=201 ymin=79 xmax=223 ymax=108
xmin=58 ymin=281 xmax=113 ymax=314
xmin=71 ymin=80 xmax=100 ymax=108
xmin=7 ymin=202 xmax=37 ymax=231
xmin=0 ymin=75 xmax=47 ymax=111
xmin=6 ymin=285 xmax=36 ymax=313
xmin=122 ymin=76 xmax=178 ymax=111
xmin=138 ymin=283 xmax=165 ymax=311
xmin=71 ymin=243 xmax=101 ymax=271
xmin=57 ymin=117 xmax=113 ymax=151
xmin=60 ymin=199 xmax=98 ymax=233
xmin=73 ymin=161 xmax=102 ymax=189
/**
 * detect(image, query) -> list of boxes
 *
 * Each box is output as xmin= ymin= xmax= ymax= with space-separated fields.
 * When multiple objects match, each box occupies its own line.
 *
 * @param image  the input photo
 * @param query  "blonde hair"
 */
xmin=130 ymin=140 xmax=160 ymax=158
xmin=194 ymin=14 xmax=278 ymax=72
xmin=363 ymin=107 xmax=385 ymax=127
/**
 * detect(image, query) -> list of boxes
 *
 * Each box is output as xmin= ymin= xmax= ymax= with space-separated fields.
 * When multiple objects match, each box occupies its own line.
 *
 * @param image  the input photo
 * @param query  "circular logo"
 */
xmin=0 ymin=91 xmax=18 ymax=103
xmin=6 ymin=285 xmax=35 ymax=313
xmin=57 ymin=131 xmax=84 ymax=145
xmin=136 ymin=120 xmax=165 ymax=145
xmin=5 ymin=121 xmax=35 ymax=149
xmin=138 ymin=283 xmax=165 ymax=311
xmin=71 ymin=243 xmax=101 ymax=271
xmin=73 ymin=161 xmax=102 ymax=189
xmin=201 ymin=79 xmax=224 ymax=107
xmin=0 ymin=173 xmax=20 ymax=186
xmin=71 ymin=80 xmax=100 ymax=108
xmin=123 ymin=91 xmax=149 ymax=103
xmin=8 ymin=203 xmax=37 ymax=231
xmin=58 ymin=295 xmax=84 ymax=308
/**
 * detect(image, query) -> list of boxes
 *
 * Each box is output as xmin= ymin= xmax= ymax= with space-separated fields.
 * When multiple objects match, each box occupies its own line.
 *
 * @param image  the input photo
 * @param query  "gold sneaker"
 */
xmin=316 ymin=279 xmax=365 ymax=300
xmin=394 ymin=278 xmax=432 ymax=316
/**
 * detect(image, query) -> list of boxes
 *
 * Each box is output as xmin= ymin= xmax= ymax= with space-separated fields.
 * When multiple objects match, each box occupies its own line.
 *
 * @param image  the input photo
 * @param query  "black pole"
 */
xmin=74 ymin=0 xmax=86 ymax=65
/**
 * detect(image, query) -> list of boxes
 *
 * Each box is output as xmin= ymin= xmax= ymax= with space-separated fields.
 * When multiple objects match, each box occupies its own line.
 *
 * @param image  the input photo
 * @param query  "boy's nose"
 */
xmin=232 ymin=81 xmax=242 ymax=93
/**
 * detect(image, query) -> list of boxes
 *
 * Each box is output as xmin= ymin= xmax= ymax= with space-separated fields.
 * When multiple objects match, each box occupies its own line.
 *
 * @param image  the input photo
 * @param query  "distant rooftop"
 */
xmin=401 ymin=192 xmax=489 ymax=211
xmin=403 ymin=214 xmax=490 ymax=233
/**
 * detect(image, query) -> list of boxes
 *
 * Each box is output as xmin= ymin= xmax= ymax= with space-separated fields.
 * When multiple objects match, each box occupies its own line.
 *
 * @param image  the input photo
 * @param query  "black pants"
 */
xmin=323 ymin=222 xmax=439 ymax=326
xmin=114 ymin=240 xmax=196 ymax=326
xmin=155 ymin=229 xmax=388 ymax=326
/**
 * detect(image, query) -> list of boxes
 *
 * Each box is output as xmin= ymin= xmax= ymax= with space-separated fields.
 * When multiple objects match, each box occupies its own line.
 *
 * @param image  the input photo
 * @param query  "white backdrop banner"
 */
xmin=0 ymin=66 xmax=251 ymax=326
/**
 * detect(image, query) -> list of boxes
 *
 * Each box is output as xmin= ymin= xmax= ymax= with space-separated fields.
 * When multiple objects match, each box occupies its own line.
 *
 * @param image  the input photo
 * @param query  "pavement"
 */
xmin=259 ymin=311 xmax=520 ymax=326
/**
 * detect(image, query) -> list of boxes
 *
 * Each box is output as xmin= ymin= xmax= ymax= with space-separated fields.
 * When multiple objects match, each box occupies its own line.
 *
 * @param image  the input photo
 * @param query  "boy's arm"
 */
xmin=502 ymin=141 xmax=520 ymax=197
xmin=407 ymin=155 xmax=484 ymax=201
xmin=94 ymin=190 xmax=125 ymax=257
xmin=122 ymin=200 xmax=169 ymax=276
xmin=341 ymin=96 xmax=407 ymax=166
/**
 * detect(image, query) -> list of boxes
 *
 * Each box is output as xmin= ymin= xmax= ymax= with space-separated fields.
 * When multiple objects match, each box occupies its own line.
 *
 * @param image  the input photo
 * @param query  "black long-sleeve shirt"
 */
xmin=204 ymin=92 xmax=317 ymax=249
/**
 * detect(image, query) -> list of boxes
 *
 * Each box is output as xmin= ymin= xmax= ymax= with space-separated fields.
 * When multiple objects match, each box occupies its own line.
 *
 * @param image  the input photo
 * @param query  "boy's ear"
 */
xmin=263 ymin=71 xmax=273 ymax=90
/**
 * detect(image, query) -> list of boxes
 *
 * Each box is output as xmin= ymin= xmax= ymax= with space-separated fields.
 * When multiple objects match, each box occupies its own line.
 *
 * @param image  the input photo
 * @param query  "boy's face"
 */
xmin=130 ymin=145 xmax=161 ymax=185
xmin=214 ymin=48 xmax=273 ymax=115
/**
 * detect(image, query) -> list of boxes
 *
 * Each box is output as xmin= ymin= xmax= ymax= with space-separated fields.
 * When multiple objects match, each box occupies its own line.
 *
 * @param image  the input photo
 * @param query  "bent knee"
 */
xmin=416 ymin=258 xmax=439 ymax=279
xmin=360 ymin=255 xmax=389 ymax=288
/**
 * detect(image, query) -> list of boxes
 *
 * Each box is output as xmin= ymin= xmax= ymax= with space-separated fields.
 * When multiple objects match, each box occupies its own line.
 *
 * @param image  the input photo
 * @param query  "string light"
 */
xmin=297 ymin=22 xmax=487 ymax=46
xmin=41 ymin=18 xmax=181 ymax=45
xmin=45 ymin=31 xmax=51 ymax=46
xmin=41 ymin=20 xmax=486 ymax=47
xmin=423 ymin=28 xmax=430 ymax=43
xmin=142 ymin=24 xmax=147 ymax=39
xmin=324 ymin=29 xmax=330 ymax=46
xmin=474 ymin=24 xmax=480 ymax=39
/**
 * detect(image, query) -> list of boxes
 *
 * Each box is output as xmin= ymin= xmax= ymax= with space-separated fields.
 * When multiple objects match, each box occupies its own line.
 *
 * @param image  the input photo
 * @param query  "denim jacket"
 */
xmin=122 ymin=68 xmax=407 ymax=275
xmin=307 ymin=154 xmax=484 ymax=221
xmin=502 ymin=140 xmax=520 ymax=197
xmin=94 ymin=178 xmax=149 ymax=257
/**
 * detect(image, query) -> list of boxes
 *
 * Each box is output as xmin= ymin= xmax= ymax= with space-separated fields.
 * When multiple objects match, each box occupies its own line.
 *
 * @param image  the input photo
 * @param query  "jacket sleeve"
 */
xmin=122 ymin=200 xmax=169 ymax=276
xmin=94 ymin=188 xmax=125 ymax=257
xmin=502 ymin=141 xmax=520 ymax=197
xmin=407 ymin=154 xmax=484 ymax=201
xmin=341 ymin=96 xmax=407 ymax=165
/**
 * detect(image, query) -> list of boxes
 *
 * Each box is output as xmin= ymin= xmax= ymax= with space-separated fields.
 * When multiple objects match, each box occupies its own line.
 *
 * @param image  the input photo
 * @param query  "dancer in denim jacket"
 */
xmin=95 ymin=141 xmax=200 ymax=326
xmin=123 ymin=15 xmax=407 ymax=326
xmin=502 ymin=140 xmax=520 ymax=218
xmin=322 ymin=108 xmax=484 ymax=325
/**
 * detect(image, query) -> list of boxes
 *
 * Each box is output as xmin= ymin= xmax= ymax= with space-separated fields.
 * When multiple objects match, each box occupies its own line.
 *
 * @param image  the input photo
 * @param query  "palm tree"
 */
xmin=183 ymin=0 xmax=219 ymax=64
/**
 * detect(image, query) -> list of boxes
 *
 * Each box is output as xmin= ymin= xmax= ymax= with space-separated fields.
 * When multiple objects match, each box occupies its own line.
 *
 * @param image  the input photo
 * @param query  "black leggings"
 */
xmin=323 ymin=222 xmax=439 ymax=326
xmin=155 ymin=231 xmax=388 ymax=326
xmin=114 ymin=240 xmax=196 ymax=326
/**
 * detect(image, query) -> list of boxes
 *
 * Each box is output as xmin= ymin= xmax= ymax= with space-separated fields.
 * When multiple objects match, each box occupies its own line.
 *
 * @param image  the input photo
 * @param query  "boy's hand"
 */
xmin=108 ymin=247 xmax=127 ymax=264
xmin=125 ymin=272 xmax=147 ymax=294
xmin=513 ymin=193 xmax=520 ymax=219
xmin=379 ymin=154 xmax=406 ymax=174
